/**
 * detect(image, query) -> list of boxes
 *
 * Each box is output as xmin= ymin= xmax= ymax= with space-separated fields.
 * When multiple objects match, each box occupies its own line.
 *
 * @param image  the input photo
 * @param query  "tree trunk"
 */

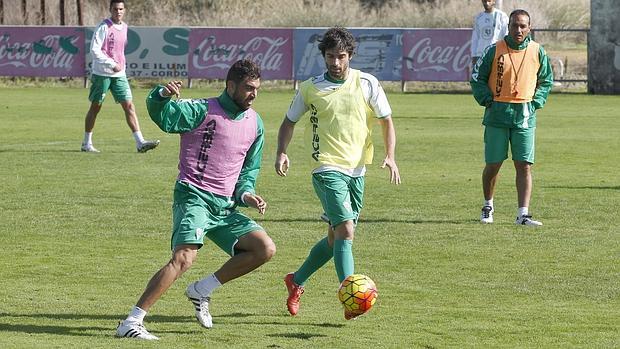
xmin=41 ymin=0 xmax=45 ymax=24
xmin=76 ymin=0 xmax=83 ymax=26
xmin=60 ymin=0 xmax=65 ymax=25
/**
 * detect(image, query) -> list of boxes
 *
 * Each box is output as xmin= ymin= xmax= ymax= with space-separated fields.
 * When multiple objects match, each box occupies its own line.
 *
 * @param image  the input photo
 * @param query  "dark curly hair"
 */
xmin=318 ymin=26 xmax=356 ymax=57
xmin=226 ymin=59 xmax=261 ymax=84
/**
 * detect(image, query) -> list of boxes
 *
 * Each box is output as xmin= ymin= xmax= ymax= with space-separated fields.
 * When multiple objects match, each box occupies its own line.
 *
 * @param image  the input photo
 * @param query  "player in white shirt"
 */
xmin=471 ymin=0 xmax=509 ymax=67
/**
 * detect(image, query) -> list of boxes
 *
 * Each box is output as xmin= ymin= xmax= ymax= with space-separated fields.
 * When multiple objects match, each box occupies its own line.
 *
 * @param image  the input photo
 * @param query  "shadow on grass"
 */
xmin=187 ymin=313 xmax=344 ymax=329
xmin=362 ymin=218 xmax=470 ymax=224
xmin=0 ymin=149 xmax=140 ymax=154
xmin=267 ymin=332 xmax=328 ymax=340
xmin=262 ymin=218 xmax=471 ymax=224
xmin=0 ymin=312 xmax=342 ymax=337
xmin=0 ymin=149 xmax=83 ymax=153
xmin=0 ymin=312 xmax=190 ymax=323
xmin=0 ymin=323 xmax=110 ymax=337
xmin=544 ymin=185 xmax=620 ymax=190
xmin=0 ymin=322 xmax=198 ymax=337
xmin=232 ymin=319 xmax=344 ymax=328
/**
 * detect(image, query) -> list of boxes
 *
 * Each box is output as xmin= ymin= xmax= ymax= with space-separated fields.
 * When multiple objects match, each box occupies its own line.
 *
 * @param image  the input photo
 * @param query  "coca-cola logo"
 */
xmin=0 ymin=34 xmax=79 ymax=70
xmin=192 ymin=35 xmax=288 ymax=72
xmin=405 ymin=37 xmax=471 ymax=73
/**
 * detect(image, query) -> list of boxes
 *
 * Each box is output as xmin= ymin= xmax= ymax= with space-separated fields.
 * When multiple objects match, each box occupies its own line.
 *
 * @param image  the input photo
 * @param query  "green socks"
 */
xmin=293 ymin=237 xmax=333 ymax=285
xmin=334 ymin=239 xmax=354 ymax=283
xmin=293 ymin=238 xmax=355 ymax=285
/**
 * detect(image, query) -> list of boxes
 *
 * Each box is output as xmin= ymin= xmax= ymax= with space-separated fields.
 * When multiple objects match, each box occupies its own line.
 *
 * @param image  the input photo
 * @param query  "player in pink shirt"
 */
xmin=116 ymin=60 xmax=274 ymax=340
xmin=81 ymin=0 xmax=159 ymax=153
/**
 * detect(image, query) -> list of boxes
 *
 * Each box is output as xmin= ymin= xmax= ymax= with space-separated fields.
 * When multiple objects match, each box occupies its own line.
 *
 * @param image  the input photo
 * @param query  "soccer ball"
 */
xmin=337 ymin=274 xmax=378 ymax=316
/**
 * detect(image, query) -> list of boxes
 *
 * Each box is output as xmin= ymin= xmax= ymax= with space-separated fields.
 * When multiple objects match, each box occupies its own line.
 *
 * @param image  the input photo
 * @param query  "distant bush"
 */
xmin=2 ymin=0 xmax=589 ymax=29
xmin=86 ymin=0 xmax=588 ymax=29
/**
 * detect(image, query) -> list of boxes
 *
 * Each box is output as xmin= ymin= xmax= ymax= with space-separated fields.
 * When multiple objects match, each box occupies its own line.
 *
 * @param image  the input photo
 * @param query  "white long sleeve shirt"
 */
xmin=470 ymin=9 xmax=509 ymax=58
xmin=90 ymin=19 xmax=126 ymax=77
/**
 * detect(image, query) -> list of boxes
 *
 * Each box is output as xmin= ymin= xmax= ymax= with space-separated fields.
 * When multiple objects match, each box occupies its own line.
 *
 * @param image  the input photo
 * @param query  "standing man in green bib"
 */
xmin=470 ymin=9 xmax=553 ymax=226
xmin=275 ymin=26 xmax=401 ymax=320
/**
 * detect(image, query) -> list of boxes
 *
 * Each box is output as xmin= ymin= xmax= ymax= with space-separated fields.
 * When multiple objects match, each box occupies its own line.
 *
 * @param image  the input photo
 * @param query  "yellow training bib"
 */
xmin=300 ymin=69 xmax=375 ymax=169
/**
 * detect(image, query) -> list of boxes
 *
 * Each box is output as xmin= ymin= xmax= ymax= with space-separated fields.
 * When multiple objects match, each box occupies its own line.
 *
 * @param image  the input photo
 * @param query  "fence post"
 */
xmin=77 ymin=0 xmax=83 ymax=26
xmin=40 ymin=0 xmax=45 ymax=24
xmin=585 ymin=30 xmax=590 ymax=93
xmin=59 ymin=0 xmax=65 ymax=25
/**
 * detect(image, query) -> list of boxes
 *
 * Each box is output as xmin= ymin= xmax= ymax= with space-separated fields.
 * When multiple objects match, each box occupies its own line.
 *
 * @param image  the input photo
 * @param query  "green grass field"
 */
xmin=0 ymin=85 xmax=618 ymax=348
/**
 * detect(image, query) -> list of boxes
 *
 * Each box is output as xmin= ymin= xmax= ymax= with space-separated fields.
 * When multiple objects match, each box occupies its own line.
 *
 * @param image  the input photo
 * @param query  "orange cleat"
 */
xmin=284 ymin=273 xmax=304 ymax=316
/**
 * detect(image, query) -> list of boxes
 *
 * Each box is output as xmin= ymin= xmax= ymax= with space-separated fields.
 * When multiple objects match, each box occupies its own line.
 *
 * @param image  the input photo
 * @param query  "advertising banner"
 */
xmin=85 ymin=26 xmax=190 ymax=79
xmin=1 ymin=26 xmax=480 ymax=83
xmin=294 ymin=28 xmax=402 ymax=81
xmin=0 ymin=26 xmax=84 ymax=77
xmin=402 ymin=29 xmax=472 ymax=81
xmin=188 ymin=28 xmax=293 ymax=80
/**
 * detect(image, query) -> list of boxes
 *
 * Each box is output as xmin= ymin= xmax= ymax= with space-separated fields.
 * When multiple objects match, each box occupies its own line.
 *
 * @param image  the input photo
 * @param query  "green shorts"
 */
xmin=484 ymin=125 xmax=536 ymax=164
xmin=312 ymin=171 xmax=364 ymax=227
xmin=88 ymin=74 xmax=133 ymax=104
xmin=171 ymin=181 xmax=264 ymax=255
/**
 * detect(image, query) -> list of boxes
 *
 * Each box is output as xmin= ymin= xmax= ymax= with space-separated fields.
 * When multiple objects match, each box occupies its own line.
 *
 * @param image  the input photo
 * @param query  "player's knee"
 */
xmin=257 ymin=238 xmax=276 ymax=263
xmin=485 ymin=162 xmax=503 ymax=172
xmin=261 ymin=239 xmax=276 ymax=263
xmin=171 ymin=247 xmax=197 ymax=273
xmin=265 ymin=240 xmax=276 ymax=260
xmin=121 ymin=101 xmax=135 ymax=112
xmin=89 ymin=103 xmax=102 ymax=113
xmin=170 ymin=257 xmax=194 ymax=274
xmin=334 ymin=221 xmax=355 ymax=240
xmin=513 ymin=161 xmax=532 ymax=173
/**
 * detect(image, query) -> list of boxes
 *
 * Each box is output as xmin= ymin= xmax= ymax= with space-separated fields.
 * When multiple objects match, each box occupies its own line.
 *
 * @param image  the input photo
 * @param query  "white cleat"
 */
xmin=80 ymin=143 xmax=100 ymax=153
xmin=137 ymin=139 xmax=160 ymax=153
xmin=186 ymin=282 xmax=213 ymax=328
xmin=515 ymin=215 xmax=543 ymax=226
xmin=115 ymin=320 xmax=159 ymax=340
xmin=480 ymin=205 xmax=494 ymax=224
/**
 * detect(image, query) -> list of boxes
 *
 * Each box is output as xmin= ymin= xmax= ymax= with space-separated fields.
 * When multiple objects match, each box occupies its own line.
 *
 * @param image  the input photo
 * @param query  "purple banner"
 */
xmin=402 ymin=29 xmax=472 ymax=81
xmin=293 ymin=28 xmax=402 ymax=81
xmin=0 ymin=27 xmax=85 ymax=77
xmin=189 ymin=28 xmax=293 ymax=80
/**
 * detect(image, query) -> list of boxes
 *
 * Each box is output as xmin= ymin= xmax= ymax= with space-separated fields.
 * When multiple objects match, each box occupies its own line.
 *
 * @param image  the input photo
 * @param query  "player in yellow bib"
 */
xmin=275 ymin=27 xmax=401 ymax=320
